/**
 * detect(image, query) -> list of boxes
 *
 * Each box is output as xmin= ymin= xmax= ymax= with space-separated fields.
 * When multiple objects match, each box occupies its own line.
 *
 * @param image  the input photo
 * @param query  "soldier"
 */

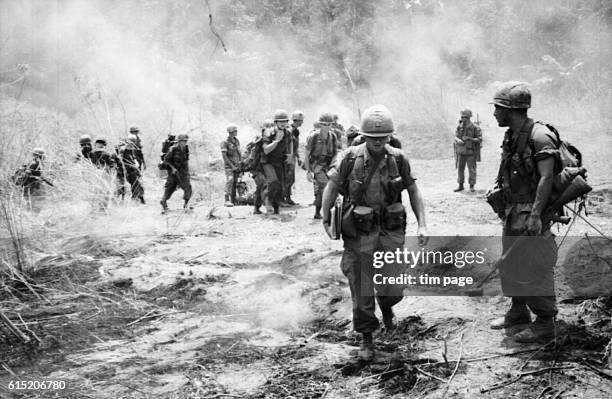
xmin=352 ymin=133 xmax=402 ymax=149
xmin=17 ymin=148 xmax=51 ymax=199
xmin=454 ymin=109 xmax=482 ymax=192
xmin=346 ymin=125 xmax=360 ymax=147
xmin=221 ymin=124 xmax=242 ymax=207
xmin=160 ymin=134 xmax=192 ymax=211
xmin=283 ymin=110 xmax=304 ymax=206
xmin=90 ymin=138 xmax=116 ymax=171
xmin=321 ymin=104 xmax=428 ymax=361
xmin=489 ymin=82 xmax=559 ymax=343
xmin=242 ymin=120 xmax=271 ymax=214
xmin=262 ymin=110 xmax=291 ymax=215
xmin=304 ymin=113 xmax=338 ymax=219
xmin=332 ymin=114 xmax=345 ymax=149
xmin=129 ymin=126 xmax=146 ymax=170
xmin=78 ymin=134 xmax=93 ymax=161
xmin=118 ymin=134 xmax=145 ymax=204
xmin=160 ymin=133 xmax=177 ymax=162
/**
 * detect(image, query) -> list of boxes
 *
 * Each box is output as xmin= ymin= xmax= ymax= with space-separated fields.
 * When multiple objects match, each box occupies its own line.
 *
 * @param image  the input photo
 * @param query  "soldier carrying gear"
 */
xmin=242 ymin=123 xmax=267 ymax=214
xmin=159 ymin=133 xmax=177 ymax=170
xmin=78 ymin=133 xmax=93 ymax=160
xmin=90 ymin=138 xmax=116 ymax=171
xmin=304 ymin=112 xmax=339 ymax=219
xmin=160 ymin=133 xmax=191 ymax=211
xmin=346 ymin=125 xmax=360 ymax=147
xmin=284 ymin=110 xmax=305 ymax=206
xmin=128 ymin=126 xmax=145 ymax=170
xmin=117 ymin=136 xmax=145 ymax=204
xmin=13 ymin=148 xmax=52 ymax=205
xmin=262 ymin=110 xmax=291 ymax=215
xmin=489 ymin=81 xmax=559 ymax=343
xmin=221 ymin=124 xmax=242 ymax=207
xmin=454 ymin=108 xmax=482 ymax=192
xmin=321 ymin=104 xmax=428 ymax=362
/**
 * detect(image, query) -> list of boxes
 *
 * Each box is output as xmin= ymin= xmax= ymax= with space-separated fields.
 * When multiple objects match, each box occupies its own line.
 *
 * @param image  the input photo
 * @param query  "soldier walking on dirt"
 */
xmin=262 ymin=110 xmax=291 ymax=215
xmin=454 ymin=109 xmax=482 ymax=192
xmin=321 ymin=104 xmax=428 ymax=361
xmin=304 ymin=113 xmax=338 ymax=219
xmin=160 ymin=134 xmax=192 ymax=212
xmin=243 ymin=120 xmax=271 ymax=214
xmin=117 ymin=134 xmax=145 ymax=204
xmin=489 ymin=82 xmax=559 ymax=343
xmin=283 ymin=110 xmax=304 ymax=206
xmin=221 ymin=124 xmax=242 ymax=207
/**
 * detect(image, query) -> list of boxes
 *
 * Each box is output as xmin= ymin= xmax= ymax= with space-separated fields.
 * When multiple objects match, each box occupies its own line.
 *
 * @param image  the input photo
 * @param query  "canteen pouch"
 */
xmin=353 ymin=206 xmax=375 ymax=234
xmin=341 ymin=203 xmax=358 ymax=239
xmin=383 ymin=202 xmax=406 ymax=230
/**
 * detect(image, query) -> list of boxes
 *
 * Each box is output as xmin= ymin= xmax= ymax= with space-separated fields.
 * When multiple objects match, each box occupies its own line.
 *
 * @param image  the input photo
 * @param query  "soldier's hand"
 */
xmin=276 ymin=130 xmax=284 ymax=141
xmin=462 ymin=136 xmax=470 ymax=141
xmin=526 ymin=214 xmax=542 ymax=236
xmin=306 ymin=171 xmax=313 ymax=183
xmin=417 ymin=226 xmax=429 ymax=246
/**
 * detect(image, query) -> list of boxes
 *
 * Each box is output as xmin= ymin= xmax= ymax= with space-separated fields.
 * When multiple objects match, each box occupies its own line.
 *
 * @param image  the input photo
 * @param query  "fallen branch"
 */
xmin=446 ymin=331 xmax=464 ymax=387
xmin=415 ymin=366 xmax=447 ymax=383
xmin=480 ymin=366 xmax=574 ymax=393
xmin=580 ymin=359 xmax=612 ymax=381
xmin=0 ymin=310 xmax=30 ymax=343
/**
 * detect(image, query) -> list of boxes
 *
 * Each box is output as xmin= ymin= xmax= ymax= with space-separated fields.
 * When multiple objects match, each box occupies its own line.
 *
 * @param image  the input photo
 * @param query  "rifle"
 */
xmin=39 ymin=176 xmax=54 ymax=187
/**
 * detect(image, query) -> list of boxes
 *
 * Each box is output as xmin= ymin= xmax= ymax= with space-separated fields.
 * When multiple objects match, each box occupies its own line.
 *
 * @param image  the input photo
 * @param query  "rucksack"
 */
xmin=11 ymin=164 xmax=29 ymax=186
xmin=241 ymin=137 xmax=264 ymax=172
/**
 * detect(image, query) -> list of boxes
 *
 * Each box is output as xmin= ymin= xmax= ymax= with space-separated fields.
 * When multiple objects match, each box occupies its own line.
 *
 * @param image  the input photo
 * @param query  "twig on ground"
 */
xmin=580 ymin=359 xmax=612 ymax=381
xmin=415 ymin=366 xmax=447 ymax=383
xmin=519 ymin=339 xmax=556 ymax=371
xmin=536 ymin=386 xmax=555 ymax=399
xmin=480 ymin=366 xmax=574 ymax=393
xmin=446 ymin=331 xmax=464 ymax=386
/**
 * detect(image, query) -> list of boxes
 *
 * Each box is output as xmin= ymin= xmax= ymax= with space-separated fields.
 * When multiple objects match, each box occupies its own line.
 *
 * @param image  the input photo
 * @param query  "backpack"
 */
xmin=240 ymin=137 xmax=264 ymax=172
xmin=11 ymin=164 xmax=29 ymax=186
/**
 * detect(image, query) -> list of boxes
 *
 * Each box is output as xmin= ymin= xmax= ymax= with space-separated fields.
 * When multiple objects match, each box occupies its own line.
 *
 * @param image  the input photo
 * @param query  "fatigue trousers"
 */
xmin=341 ymin=229 xmax=406 ymax=333
xmin=500 ymin=207 xmax=558 ymax=318
xmin=162 ymin=172 xmax=192 ymax=202
xmin=457 ymin=154 xmax=477 ymax=186
xmin=252 ymin=171 xmax=266 ymax=208
xmin=262 ymin=163 xmax=284 ymax=209
xmin=284 ymin=162 xmax=295 ymax=200
xmin=312 ymin=169 xmax=329 ymax=208
xmin=224 ymin=168 xmax=239 ymax=202
xmin=116 ymin=174 xmax=126 ymax=199
xmin=126 ymin=171 xmax=144 ymax=201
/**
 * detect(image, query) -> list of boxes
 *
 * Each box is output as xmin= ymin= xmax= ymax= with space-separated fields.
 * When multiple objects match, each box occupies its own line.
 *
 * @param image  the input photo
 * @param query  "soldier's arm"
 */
xmin=321 ymin=180 xmax=339 ymax=223
xmin=471 ymin=126 xmax=483 ymax=143
xmin=531 ymin=157 xmax=555 ymax=218
xmin=263 ymin=136 xmax=281 ymax=155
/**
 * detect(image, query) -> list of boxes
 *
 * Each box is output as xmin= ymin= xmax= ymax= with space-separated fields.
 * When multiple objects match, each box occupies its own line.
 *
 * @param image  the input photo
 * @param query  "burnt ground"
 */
xmin=1 ymin=130 xmax=612 ymax=398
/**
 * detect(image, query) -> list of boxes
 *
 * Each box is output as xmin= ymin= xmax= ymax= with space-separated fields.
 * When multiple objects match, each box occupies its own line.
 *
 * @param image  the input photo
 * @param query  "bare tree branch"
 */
xmin=204 ymin=0 xmax=227 ymax=53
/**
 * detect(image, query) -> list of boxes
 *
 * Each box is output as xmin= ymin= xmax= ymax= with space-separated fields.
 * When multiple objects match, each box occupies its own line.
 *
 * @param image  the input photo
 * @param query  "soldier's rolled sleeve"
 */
xmin=327 ymin=149 xmax=350 ymax=186
xmin=399 ymin=154 xmax=416 ymax=188
xmin=220 ymin=141 xmax=228 ymax=153
xmin=532 ymin=125 xmax=558 ymax=163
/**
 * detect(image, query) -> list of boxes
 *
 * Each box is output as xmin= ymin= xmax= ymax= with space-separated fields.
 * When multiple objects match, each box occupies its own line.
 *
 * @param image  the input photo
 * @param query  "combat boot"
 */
xmin=514 ymin=317 xmax=556 ymax=343
xmin=224 ymin=195 xmax=234 ymax=207
xmin=470 ymin=184 xmax=475 ymax=192
xmin=314 ymin=206 xmax=322 ymax=220
xmin=490 ymin=303 xmax=531 ymax=330
xmin=285 ymin=197 xmax=297 ymax=206
xmin=454 ymin=184 xmax=464 ymax=192
xmin=381 ymin=307 xmax=395 ymax=331
xmin=273 ymin=206 xmax=280 ymax=215
xmin=160 ymin=199 xmax=168 ymax=211
xmin=253 ymin=206 xmax=262 ymax=214
xmin=183 ymin=200 xmax=192 ymax=210
xmin=358 ymin=332 xmax=375 ymax=362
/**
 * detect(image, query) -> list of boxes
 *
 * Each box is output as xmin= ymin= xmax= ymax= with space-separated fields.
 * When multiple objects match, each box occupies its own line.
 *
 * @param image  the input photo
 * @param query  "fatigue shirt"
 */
xmin=164 ymin=145 xmax=190 ymax=174
xmin=221 ymin=136 xmax=241 ymax=168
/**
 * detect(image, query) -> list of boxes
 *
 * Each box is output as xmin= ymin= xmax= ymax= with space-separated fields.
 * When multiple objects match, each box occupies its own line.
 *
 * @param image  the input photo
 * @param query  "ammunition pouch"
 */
xmin=353 ymin=206 xmax=375 ymax=234
xmin=486 ymin=188 xmax=508 ymax=218
xmin=383 ymin=202 xmax=406 ymax=231
xmin=388 ymin=176 xmax=403 ymax=197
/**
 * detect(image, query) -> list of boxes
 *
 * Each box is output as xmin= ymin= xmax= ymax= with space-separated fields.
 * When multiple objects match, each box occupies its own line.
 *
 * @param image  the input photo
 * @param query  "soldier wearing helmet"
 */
xmin=331 ymin=114 xmax=345 ymax=149
xmin=78 ymin=133 xmax=93 ymax=161
xmin=90 ymin=138 xmax=116 ymax=171
xmin=116 ymin=134 xmax=145 ymax=204
xmin=453 ymin=108 xmax=482 ymax=192
xmin=282 ymin=110 xmax=305 ymax=206
xmin=351 ymin=131 xmax=402 ymax=149
xmin=160 ymin=133 xmax=192 ymax=211
xmin=489 ymin=81 xmax=559 ymax=343
xmin=128 ymin=126 xmax=146 ymax=171
xmin=261 ymin=109 xmax=291 ymax=215
xmin=304 ymin=112 xmax=339 ymax=219
xmin=14 ymin=148 xmax=51 ymax=203
xmin=321 ymin=105 xmax=428 ymax=361
xmin=221 ymin=124 xmax=242 ymax=207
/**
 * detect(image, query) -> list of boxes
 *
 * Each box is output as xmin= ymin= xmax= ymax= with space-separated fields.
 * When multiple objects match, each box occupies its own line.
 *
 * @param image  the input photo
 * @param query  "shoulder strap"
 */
xmin=515 ymin=119 xmax=535 ymax=155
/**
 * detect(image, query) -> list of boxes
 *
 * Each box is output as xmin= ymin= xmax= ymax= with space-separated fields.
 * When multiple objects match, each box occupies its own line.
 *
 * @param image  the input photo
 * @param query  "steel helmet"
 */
xmin=460 ymin=109 xmax=472 ymax=118
xmin=318 ymin=113 xmax=334 ymax=123
xmin=273 ymin=109 xmax=289 ymax=122
xmin=79 ymin=134 xmax=92 ymax=144
xmin=95 ymin=138 xmax=107 ymax=146
xmin=177 ymin=133 xmax=189 ymax=141
xmin=262 ymin=119 xmax=274 ymax=129
xmin=127 ymin=134 xmax=139 ymax=143
xmin=32 ymin=148 xmax=46 ymax=157
xmin=291 ymin=110 xmax=304 ymax=121
xmin=490 ymin=81 xmax=531 ymax=109
xmin=226 ymin=124 xmax=238 ymax=133
xmin=360 ymin=104 xmax=394 ymax=137
xmin=129 ymin=126 xmax=140 ymax=133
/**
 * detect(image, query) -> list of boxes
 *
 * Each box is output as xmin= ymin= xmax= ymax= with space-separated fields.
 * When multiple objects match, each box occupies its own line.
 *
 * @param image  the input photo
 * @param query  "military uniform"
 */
xmin=244 ymin=135 xmax=266 ymax=213
xmin=305 ymin=128 xmax=337 ymax=215
xmin=284 ymin=124 xmax=300 ymax=203
xmin=221 ymin=136 xmax=241 ymax=204
xmin=117 ymin=144 xmax=145 ymax=203
xmin=262 ymin=126 xmax=290 ymax=212
xmin=328 ymin=144 xmax=417 ymax=333
xmin=161 ymin=143 xmax=192 ymax=208
xmin=90 ymin=149 xmax=116 ymax=171
xmin=455 ymin=115 xmax=482 ymax=190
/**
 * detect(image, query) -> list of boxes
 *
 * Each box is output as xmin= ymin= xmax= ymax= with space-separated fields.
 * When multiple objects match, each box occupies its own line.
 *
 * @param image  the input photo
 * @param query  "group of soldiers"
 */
xmin=318 ymin=82 xmax=567 ymax=361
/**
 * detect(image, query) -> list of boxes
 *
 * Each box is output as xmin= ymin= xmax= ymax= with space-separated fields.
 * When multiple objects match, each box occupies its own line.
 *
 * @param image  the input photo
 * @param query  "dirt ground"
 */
xmin=1 ymin=129 xmax=612 ymax=398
